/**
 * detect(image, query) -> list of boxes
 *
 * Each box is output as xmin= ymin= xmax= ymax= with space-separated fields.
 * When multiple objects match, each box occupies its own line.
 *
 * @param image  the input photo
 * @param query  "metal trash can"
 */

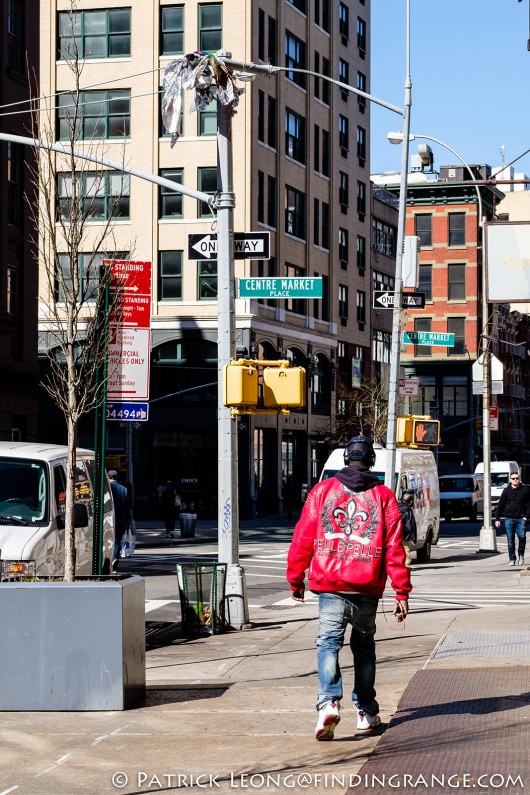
xmin=176 ymin=562 xmax=227 ymax=636
xmin=180 ymin=512 xmax=197 ymax=538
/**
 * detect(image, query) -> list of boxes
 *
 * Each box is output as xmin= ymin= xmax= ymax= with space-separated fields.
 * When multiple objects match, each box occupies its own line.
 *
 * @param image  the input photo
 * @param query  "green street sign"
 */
xmin=403 ymin=331 xmax=455 ymax=347
xmin=238 ymin=277 xmax=323 ymax=299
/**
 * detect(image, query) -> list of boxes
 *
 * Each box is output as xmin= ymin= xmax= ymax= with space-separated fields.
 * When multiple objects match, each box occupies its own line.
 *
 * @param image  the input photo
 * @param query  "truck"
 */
xmin=320 ymin=444 xmax=440 ymax=562
xmin=474 ymin=460 xmax=520 ymax=511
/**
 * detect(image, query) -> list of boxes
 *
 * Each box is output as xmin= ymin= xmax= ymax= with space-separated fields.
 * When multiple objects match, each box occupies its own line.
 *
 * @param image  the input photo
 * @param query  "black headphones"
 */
xmin=343 ymin=435 xmax=376 ymax=467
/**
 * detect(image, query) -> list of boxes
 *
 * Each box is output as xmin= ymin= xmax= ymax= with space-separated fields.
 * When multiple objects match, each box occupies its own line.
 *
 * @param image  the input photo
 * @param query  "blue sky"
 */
xmin=370 ymin=0 xmax=530 ymax=180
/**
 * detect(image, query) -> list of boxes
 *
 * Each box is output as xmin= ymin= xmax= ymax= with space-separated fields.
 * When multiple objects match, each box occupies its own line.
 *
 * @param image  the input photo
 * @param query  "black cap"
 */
xmin=344 ymin=435 xmax=376 ymax=467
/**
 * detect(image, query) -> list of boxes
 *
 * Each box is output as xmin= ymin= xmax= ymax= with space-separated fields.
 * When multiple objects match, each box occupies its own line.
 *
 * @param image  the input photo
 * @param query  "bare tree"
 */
xmin=27 ymin=5 xmax=132 ymax=580
xmin=330 ymin=376 xmax=390 ymax=446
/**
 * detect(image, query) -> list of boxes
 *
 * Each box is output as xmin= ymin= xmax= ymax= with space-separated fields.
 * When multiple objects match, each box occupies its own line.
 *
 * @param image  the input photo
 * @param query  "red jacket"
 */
xmin=286 ymin=466 xmax=412 ymax=600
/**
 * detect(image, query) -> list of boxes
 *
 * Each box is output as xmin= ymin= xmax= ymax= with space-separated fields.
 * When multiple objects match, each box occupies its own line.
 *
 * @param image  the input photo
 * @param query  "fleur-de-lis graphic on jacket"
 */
xmin=332 ymin=497 xmax=369 ymax=539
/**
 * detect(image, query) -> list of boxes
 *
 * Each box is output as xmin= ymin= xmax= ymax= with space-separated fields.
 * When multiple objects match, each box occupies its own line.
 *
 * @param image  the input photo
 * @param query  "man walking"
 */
xmin=494 ymin=471 xmax=530 ymax=566
xmin=398 ymin=489 xmax=417 ymax=568
xmin=108 ymin=470 xmax=132 ymax=571
xmin=286 ymin=435 xmax=411 ymax=741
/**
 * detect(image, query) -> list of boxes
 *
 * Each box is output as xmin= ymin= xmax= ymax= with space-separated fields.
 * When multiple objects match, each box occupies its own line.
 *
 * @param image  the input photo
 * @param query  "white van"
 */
xmin=0 ymin=442 xmax=115 ymax=579
xmin=474 ymin=460 xmax=519 ymax=510
xmin=320 ymin=444 xmax=440 ymax=562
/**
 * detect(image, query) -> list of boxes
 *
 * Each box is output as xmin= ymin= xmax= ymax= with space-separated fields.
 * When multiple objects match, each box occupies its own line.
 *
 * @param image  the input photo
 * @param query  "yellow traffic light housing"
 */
xmin=263 ymin=366 xmax=306 ymax=409
xmin=223 ymin=362 xmax=258 ymax=408
xmin=397 ymin=415 xmax=440 ymax=447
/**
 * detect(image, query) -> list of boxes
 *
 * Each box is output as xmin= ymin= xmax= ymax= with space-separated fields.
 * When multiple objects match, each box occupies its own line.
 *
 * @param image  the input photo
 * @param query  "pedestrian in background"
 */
xmin=398 ymin=489 xmax=417 ymax=568
xmin=160 ymin=480 xmax=177 ymax=537
xmin=495 ymin=471 xmax=530 ymax=566
xmin=281 ymin=476 xmax=295 ymax=521
xmin=108 ymin=470 xmax=132 ymax=572
xmin=286 ymin=435 xmax=411 ymax=741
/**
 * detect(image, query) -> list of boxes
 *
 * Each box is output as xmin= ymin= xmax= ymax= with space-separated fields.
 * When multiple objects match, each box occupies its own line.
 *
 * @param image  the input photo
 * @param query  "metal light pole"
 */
xmin=387 ymin=131 xmax=496 ymax=551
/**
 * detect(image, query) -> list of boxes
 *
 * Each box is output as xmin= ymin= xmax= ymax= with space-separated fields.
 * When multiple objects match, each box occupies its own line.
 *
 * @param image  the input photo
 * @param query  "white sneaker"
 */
xmin=509 ymin=559 xmax=516 ymax=566
xmin=356 ymin=710 xmax=382 ymax=733
xmin=519 ymin=556 xmax=525 ymax=566
xmin=315 ymin=701 xmax=341 ymax=741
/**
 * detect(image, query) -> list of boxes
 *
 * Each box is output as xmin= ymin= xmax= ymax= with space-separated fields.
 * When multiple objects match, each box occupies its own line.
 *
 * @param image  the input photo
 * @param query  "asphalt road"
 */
xmin=119 ymin=518 xmax=516 ymax=625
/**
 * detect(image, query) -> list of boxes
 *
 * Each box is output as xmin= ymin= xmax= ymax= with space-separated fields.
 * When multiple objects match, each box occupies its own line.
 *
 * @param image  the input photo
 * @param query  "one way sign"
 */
xmin=373 ymin=290 xmax=426 ymax=309
xmin=188 ymin=232 xmax=270 ymax=260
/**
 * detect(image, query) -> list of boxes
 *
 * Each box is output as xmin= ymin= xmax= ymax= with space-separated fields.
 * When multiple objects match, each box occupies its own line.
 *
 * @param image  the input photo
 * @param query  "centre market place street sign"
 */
xmin=188 ymin=232 xmax=270 ymax=260
xmin=239 ymin=277 xmax=323 ymax=299
xmin=403 ymin=331 xmax=455 ymax=347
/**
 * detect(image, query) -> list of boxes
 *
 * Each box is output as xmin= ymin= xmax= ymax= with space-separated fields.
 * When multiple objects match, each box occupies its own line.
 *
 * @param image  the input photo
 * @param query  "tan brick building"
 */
xmin=38 ymin=0 xmax=390 ymax=517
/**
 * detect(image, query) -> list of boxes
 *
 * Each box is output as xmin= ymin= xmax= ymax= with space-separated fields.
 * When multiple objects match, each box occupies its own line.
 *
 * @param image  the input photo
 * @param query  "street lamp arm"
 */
xmin=218 ymin=57 xmax=404 ymax=116
xmin=0 ymin=132 xmax=214 ymax=206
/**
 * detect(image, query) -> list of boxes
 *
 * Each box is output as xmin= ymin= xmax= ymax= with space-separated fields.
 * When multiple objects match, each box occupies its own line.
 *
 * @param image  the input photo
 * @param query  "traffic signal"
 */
xmin=263 ymin=366 xmax=306 ymax=409
xmin=397 ymin=415 xmax=440 ymax=447
xmin=223 ymin=363 xmax=258 ymax=407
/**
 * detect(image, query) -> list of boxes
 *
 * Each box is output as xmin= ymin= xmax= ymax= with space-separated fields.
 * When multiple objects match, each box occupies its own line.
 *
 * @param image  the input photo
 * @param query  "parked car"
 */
xmin=439 ymin=473 xmax=484 ymax=522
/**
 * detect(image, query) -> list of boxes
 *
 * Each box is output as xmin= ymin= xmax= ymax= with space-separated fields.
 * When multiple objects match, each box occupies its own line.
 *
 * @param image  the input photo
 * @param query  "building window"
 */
xmin=321 ymin=202 xmax=330 ymax=250
xmin=372 ymin=329 xmax=390 ymax=364
xmin=414 ymin=213 xmax=432 ymax=247
xmin=408 ymin=377 xmax=436 ymax=417
xmin=414 ymin=317 xmax=432 ymax=357
xmin=357 ymin=126 xmax=366 ymax=164
xmin=357 ymin=290 xmax=366 ymax=325
xmin=357 ymin=16 xmax=366 ymax=54
xmin=373 ymin=269 xmax=394 ymax=291
xmin=448 ymin=263 xmax=466 ymax=301
xmin=58 ymin=8 xmax=131 ymax=59
xmin=265 ymin=96 xmax=276 ymax=148
xmin=258 ymin=9 xmax=265 ymax=59
xmin=285 ymin=186 xmax=306 ymax=239
xmin=198 ymin=91 xmax=217 ymax=135
xmin=258 ymin=172 xmax=265 ymax=224
xmin=58 ymin=171 xmax=130 ymax=220
xmin=268 ymin=16 xmax=277 ymax=62
xmin=339 ymin=58 xmax=349 ymax=100
xmin=257 ymin=91 xmax=265 ymax=142
xmin=285 ymin=108 xmax=306 ymax=163
xmin=160 ymin=6 xmax=184 ymax=55
xmin=442 ymin=376 xmax=467 ymax=415
xmin=7 ymin=142 xmax=23 ymax=229
xmin=321 ymin=0 xmax=330 ymax=32
xmin=57 ymin=90 xmax=131 ymax=140
xmin=321 ymin=57 xmax=330 ymax=104
xmin=56 ymin=253 xmax=106 ymax=302
xmin=285 ymin=263 xmax=305 ymax=314
xmin=314 ymin=125 xmax=320 ymax=173
xmin=267 ymin=176 xmax=277 ymax=228
xmin=339 ymin=172 xmax=349 ymax=208
xmin=313 ymin=199 xmax=320 ymax=246
xmin=321 ymin=274 xmax=329 ymax=321
xmin=357 ymin=180 xmax=366 ymax=217
xmin=339 ymin=228 xmax=349 ymax=265
xmin=159 ymin=168 xmax=183 ymax=218
xmin=339 ymin=2 xmax=349 ymax=41
xmin=357 ymin=71 xmax=366 ymax=112
xmin=447 ymin=317 xmax=466 ymax=356
xmin=198 ymin=4 xmax=222 ymax=50
xmin=339 ymin=115 xmax=349 ymax=153
xmin=314 ymin=52 xmax=321 ymax=99
xmin=8 ymin=0 xmax=24 ymax=72
xmin=321 ymin=129 xmax=330 ymax=177
xmin=198 ymin=260 xmax=218 ymax=299
xmin=418 ymin=263 xmax=432 ymax=301
xmin=159 ymin=251 xmax=183 ymax=300
xmin=357 ymin=235 xmax=366 ymax=271
xmin=372 ymin=219 xmax=396 ymax=256
xmin=197 ymin=167 xmax=217 ymax=217
xmin=448 ymin=212 xmax=466 ymax=246
xmin=287 ymin=0 xmax=307 ymax=13
xmin=285 ymin=32 xmax=306 ymax=88
xmin=339 ymin=284 xmax=349 ymax=322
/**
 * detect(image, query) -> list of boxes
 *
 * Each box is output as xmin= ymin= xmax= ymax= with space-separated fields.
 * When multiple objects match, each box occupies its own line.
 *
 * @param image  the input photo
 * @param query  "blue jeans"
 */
xmin=505 ymin=518 xmax=526 ymax=561
xmin=315 ymin=592 xmax=379 ymax=715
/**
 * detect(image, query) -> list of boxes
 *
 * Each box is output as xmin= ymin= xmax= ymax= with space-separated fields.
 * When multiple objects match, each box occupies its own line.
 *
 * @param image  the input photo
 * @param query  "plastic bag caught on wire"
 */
xmin=162 ymin=51 xmax=244 ymax=147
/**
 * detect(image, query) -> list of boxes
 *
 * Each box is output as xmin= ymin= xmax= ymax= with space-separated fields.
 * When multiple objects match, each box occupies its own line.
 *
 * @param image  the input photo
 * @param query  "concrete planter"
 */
xmin=0 ymin=574 xmax=145 ymax=711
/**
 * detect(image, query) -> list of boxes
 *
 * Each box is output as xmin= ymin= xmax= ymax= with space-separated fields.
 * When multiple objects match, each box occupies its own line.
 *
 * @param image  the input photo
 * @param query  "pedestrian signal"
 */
xmin=263 ymin=366 xmax=306 ymax=408
xmin=397 ymin=415 xmax=440 ymax=447
xmin=223 ymin=363 xmax=258 ymax=407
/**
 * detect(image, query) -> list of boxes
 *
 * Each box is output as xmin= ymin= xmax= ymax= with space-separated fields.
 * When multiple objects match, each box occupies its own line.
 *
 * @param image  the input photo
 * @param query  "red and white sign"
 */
xmin=489 ymin=406 xmax=499 ymax=431
xmin=104 ymin=260 xmax=152 ymax=401
xmin=399 ymin=377 xmax=420 ymax=396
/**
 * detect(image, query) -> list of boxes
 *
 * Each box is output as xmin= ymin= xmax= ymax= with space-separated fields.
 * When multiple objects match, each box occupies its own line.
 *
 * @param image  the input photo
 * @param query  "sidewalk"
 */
xmin=2 ymin=523 xmax=530 ymax=794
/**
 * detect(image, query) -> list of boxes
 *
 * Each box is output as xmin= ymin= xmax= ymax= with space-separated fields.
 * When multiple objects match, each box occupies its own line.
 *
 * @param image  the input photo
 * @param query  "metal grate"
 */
xmin=431 ymin=631 xmax=530 ymax=659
